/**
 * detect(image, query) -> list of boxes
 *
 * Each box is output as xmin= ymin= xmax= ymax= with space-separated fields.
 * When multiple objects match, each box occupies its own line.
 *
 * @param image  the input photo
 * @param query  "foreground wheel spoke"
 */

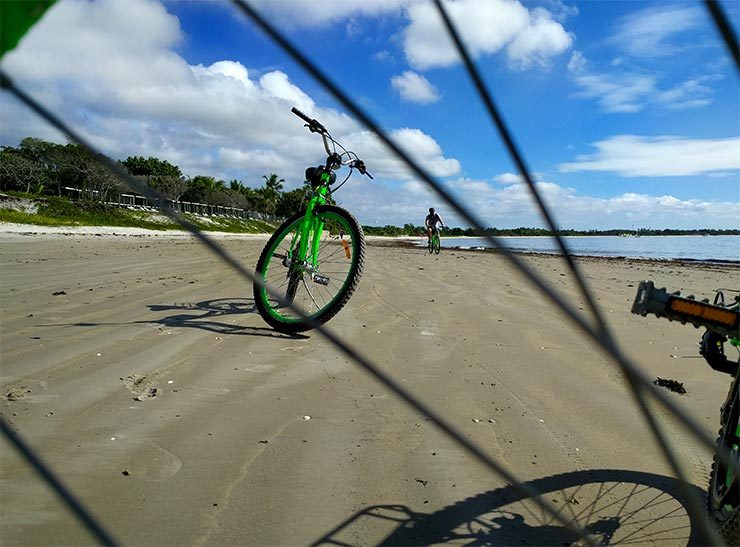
xmin=253 ymin=205 xmax=365 ymax=333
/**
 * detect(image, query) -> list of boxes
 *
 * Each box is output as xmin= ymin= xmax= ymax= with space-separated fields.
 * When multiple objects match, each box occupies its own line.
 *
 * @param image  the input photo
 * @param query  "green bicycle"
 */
xmin=253 ymin=108 xmax=373 ymax=334
xmin=428 ymin=231 xmax=441 ymax=255
xmin=632 ymin=281 xmax=740 ymax=543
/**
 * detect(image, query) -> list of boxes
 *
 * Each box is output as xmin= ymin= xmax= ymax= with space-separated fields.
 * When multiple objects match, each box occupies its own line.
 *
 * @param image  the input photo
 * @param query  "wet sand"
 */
xmin=1 ymin=227 xmax=737 ymax=545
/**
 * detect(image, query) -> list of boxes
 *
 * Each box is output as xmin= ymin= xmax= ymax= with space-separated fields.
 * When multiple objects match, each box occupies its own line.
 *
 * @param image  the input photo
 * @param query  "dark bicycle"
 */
xmin=632 ymin=281 xmax=740 ymax=543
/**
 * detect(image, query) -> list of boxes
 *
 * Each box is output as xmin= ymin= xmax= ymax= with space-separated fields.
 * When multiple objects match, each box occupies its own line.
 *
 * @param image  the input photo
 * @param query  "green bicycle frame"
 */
xmin=291 ymin=172 xmax=332 ymax=268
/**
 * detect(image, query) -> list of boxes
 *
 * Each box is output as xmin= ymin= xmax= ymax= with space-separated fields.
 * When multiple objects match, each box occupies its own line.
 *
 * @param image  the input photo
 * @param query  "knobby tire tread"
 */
xmin=706 ymin=372 xmax=740 ymax=545
xmin=253 ymin=205 xmax=365 ymax=334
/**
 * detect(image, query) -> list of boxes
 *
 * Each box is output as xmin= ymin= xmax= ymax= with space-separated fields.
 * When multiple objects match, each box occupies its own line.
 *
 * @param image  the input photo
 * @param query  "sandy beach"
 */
xmin=1 ymin=225 xmax=737 ymax=545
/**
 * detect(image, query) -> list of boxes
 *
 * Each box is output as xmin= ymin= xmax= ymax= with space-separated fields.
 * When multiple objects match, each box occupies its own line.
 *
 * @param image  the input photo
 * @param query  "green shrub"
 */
xmin=1 ymin=195 xmax=276 ymax=233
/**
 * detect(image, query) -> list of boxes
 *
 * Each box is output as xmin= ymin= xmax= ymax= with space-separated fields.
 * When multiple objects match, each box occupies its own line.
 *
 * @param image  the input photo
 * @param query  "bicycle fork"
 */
xmin=286 ymin=208 xmax=330 ymax=287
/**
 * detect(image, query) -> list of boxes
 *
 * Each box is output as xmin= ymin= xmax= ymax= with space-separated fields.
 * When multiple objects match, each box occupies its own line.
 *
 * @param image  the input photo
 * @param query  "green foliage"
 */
xmin=36 ymin=196 xmax=160 ymax=227
xmin=2 ymin=136 xmax=326 ymax=219
xmin=38 ymin=195 xmax=82 ymax=217
xmin=6 ymin=138 xmax=738 ymax=237
xmin=258 ymin=173 xmax=285 ymax=215
xmin=0 ymin=195 xmax=277 ymax=233
xmin=183 ymin=214 xmax=275 ymax=234
xmin=121 ymin=156 xmax=182 ymax=179
xmin=0 ymin=1 xmax=55 ymax=57
xmin=276 ymin=187 xmax=307 ymax=217
xmin=363 ymin=224 xmax=426 ymax=237
xmin=0 ymin=148 xmax=45 ymax=193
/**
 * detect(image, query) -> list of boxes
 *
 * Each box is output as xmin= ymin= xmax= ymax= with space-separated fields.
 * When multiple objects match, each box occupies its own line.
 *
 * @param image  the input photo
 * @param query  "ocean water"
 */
xmin=437 ymin=235 xmax=740 ymax=263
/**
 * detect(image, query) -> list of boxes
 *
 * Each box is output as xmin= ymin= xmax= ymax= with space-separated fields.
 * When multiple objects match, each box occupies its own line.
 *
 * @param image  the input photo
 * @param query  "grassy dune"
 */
xmin=0 ymin=193 xmax=276 ymax=233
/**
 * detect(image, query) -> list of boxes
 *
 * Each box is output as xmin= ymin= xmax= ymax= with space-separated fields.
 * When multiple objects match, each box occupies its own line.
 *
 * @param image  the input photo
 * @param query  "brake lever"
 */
xmin=354 ymin=159 xmax=373 ymax=179
xmin=305 ymin=121 xmax=327 ymax=134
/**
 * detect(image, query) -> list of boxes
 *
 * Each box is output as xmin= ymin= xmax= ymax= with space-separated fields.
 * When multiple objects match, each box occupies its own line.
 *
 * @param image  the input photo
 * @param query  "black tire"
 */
xmin=433 ymin=235 xmax=441 ymax=254
xmin=707 ymin=371 xmax=740 ymax=544
xmin=253 ymin=205 xmax=364 ymax=334
xmin=428 ymin=238 xmax=433 ymax=254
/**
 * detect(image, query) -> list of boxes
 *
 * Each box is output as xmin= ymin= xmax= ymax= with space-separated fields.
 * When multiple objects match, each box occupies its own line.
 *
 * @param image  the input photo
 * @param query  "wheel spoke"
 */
xmin=254 ymin=207 xmax=364 ymax=332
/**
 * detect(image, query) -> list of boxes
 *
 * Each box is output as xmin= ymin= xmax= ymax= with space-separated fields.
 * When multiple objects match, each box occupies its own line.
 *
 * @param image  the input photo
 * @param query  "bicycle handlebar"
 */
xmin=291 ymin=107 xmax=326 ymax=133
xmin=291 ymin=106 xmax=373 ymax=180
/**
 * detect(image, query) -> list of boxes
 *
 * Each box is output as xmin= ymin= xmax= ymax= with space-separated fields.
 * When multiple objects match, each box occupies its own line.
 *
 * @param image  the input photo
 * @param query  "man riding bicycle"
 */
xmin=425 ymin=207 xmax=444 ymax=243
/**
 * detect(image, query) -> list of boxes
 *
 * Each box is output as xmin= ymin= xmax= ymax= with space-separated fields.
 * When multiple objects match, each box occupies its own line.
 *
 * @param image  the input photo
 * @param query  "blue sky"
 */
xmin=1 ymin=0 xmax=738 ymax=229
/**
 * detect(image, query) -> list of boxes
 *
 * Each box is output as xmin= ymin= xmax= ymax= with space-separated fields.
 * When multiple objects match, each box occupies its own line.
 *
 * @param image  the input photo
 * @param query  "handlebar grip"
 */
xmin=291 ymin=106 xmax=327 ymax=134
xmin=291 ymin=107 xmax=312 ymax=124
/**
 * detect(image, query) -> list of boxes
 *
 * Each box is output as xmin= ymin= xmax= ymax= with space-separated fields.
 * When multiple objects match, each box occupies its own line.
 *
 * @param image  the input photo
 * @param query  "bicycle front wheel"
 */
xmin=433 ymin=235 xmax=441 ymax=254
xmin=253 ymin=205 xmax=365 ymax=333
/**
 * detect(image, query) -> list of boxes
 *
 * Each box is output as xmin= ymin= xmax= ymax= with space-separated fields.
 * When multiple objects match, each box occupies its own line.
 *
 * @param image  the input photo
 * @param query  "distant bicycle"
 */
xmin=428 ymin=230 xmax=441 ymax=255
xmin=632 ymin=281 xmax=740 ymax=543
xmin=253 ymin=108 xmax=373 ymax=334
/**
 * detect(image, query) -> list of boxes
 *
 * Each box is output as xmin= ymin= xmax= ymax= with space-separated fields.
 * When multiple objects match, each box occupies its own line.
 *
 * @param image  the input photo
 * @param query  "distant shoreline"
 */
xmin=3 ymin=222 xmax=737 ymax=238
xmin=2 ymin=222 xmax=737 ymax=268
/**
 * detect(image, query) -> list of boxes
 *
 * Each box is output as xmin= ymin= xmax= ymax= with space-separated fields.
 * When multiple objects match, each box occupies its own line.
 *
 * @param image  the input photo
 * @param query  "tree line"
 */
xmin=0 ymin=137 xmax=308 ymax=218
xmin=2 ymin=137 xmax=737 ymax=235
xmin=362 ymin=224 xmax=740 ymax=237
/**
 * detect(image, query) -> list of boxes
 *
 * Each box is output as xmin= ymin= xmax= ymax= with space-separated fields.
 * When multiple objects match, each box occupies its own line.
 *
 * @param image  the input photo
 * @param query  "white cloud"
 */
xmin=373 ymin=50 xmax=396 ymax=63
xmin=654 ymin=76 xmax=716 ymax=110
xmin=392 ymin=128 xmax=460 ymax=177
xmin=567 ymin=50 xmax=586 ymax=73
xmin=506 ymin=7 xmax=574 ymax=69
xmin=0 ymin=0 xmax=459 ymax=188
xmin=494 ymin=172 xmax=523 ymax=184
xmin=572 ymin=73 xmax=656 ymax=113
xmin=541 ymin=0 xmax=579 ymax=22
xmin=568 ymin=4 xmax=722 ymax=113
xmin=197 ymin=61 xmax=251 ymax=86
xmin=609 ymin=5 xmax=705 ymax=58
xmin=341 ymin=128 xmax=460 ymax=181
xmin=391 ymin=71 xmax=441 ymax=104
xmin=245 ymin=0 xmax=574 ymax=70
xmin=246 ymin=0 xmax=419 ymax=27
xmin=219 ymin=148 xmax=286 ymax=172
xmin=572 ymin=71 xmax=717 ymax=113
xmin=2 ymin=0 xmax=188 ymax=86
xmin=558 ymin=135 xmax=740 ymax=177
xmin=1 ymin=0 xmax=734 ymax=231
xmin=403 ymin=0 xmax=572 ymax=70
xmin=387 ymin=175 xmax=740 ymax=230
xmin=258 ymin=71 xmax=315 ymax=111
xmin=338 ymin=167 xmax=740 ymax=230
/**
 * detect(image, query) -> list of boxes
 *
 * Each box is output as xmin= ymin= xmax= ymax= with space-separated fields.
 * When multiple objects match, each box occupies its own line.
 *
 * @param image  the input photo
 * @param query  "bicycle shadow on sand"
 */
xmin=312 ymin=469 xmax=710 ymax=546
xmin=59 ymin=297 xmax=307 ymax=339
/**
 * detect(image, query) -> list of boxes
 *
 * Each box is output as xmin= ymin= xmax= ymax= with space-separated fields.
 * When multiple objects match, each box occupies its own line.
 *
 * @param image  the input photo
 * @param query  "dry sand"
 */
xmin=1 ymin=225 xmax=738 ymax=545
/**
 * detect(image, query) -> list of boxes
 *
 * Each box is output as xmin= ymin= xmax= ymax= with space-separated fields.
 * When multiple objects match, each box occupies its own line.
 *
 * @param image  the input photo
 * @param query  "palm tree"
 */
xmin=261 ymin=173 xmax=285 ymax=215
xmin=262 ymin=173 xmax=284 ymax=192
xmin=229 ymin=179 xmax=246 ymax=193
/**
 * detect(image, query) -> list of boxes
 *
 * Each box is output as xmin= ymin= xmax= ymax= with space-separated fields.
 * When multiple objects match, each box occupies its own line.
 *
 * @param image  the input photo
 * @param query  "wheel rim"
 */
xmin=258 ymin=211 xmax=359 ymax=323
